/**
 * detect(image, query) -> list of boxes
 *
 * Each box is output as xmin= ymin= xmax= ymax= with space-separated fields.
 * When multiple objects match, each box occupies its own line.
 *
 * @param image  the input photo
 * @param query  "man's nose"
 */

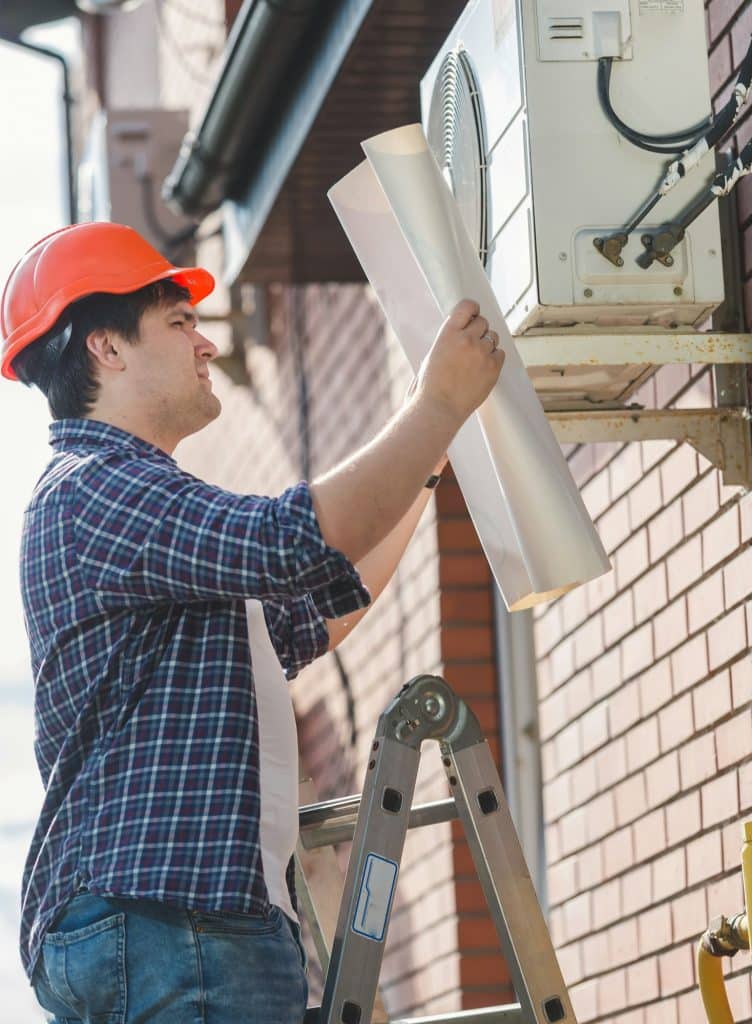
xmin=195 ymin=331 xmax=219 ymax=360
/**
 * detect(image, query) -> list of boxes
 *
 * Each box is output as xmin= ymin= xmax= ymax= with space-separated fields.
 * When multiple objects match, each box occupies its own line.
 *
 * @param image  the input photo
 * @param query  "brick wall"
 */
xmin=534 ymin=11 xmax=752 ymax=1023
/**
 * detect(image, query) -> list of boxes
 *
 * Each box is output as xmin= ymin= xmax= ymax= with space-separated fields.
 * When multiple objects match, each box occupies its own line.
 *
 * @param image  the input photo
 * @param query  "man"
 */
xmin=1 ymin=221 xmax=503 ymax=1023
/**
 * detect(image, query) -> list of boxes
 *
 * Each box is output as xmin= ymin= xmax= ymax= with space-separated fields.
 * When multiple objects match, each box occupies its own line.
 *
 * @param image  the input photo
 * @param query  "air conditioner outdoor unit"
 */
xmin=420 ymin=0 xmax=725 ymax=345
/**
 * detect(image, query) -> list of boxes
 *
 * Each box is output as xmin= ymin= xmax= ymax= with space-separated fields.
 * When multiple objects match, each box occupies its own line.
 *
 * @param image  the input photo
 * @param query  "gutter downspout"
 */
xmin=1 ymin=35 xmax=77 ymax=223
xmin=163 ymin=0 xmax=324 ymax=217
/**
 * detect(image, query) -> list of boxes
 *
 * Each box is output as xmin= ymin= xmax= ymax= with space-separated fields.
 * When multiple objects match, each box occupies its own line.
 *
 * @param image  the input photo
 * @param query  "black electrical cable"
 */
xmin=597 ymin=58 xmax=710 ymax=154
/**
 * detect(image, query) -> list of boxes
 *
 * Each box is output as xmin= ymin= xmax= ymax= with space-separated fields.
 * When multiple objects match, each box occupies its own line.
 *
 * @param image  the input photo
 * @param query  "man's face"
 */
xmin=119 ymin=298 xmax=222 ymax=443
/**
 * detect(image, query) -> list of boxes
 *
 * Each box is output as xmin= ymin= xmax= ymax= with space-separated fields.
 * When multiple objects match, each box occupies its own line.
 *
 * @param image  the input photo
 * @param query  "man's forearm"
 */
xmin=310 ymin=394 xmax=458 ymax=565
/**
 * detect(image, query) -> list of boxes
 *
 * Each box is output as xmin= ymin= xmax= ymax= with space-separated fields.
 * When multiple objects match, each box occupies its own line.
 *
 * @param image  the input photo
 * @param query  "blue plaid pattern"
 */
xmin=19 ymin=418 xmax=370 ymax=982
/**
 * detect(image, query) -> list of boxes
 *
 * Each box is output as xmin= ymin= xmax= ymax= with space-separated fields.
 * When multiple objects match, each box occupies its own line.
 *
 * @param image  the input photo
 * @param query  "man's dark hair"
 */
xmin=13 ymin=279 xmax=192 ymax=420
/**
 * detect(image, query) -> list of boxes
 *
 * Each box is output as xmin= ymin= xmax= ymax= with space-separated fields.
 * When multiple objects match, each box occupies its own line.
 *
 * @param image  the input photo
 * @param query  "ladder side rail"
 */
xmin=444 ymin=736 xmax=575 ymax=1024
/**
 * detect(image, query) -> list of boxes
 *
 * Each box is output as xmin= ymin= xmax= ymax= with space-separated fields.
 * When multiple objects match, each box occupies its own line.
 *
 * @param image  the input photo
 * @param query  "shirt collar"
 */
xmin=49 ymin=418 xmax=176 ymax=463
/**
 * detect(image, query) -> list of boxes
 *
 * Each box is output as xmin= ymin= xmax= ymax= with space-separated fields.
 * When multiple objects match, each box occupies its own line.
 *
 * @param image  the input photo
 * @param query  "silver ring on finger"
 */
xmin=482 ymin=331 xmax=497 ymax=354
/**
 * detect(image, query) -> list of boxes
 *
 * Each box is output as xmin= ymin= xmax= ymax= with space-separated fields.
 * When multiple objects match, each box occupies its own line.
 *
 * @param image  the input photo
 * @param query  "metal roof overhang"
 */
xmin=164 ymin=0 xmax=465 ymax=284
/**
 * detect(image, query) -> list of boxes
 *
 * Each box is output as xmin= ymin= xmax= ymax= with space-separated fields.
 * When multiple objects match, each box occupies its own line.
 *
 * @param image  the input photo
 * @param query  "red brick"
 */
xmin=626 ymin=717 xmax=659 ymax=773
xmin=608 ymin=679 xmax=640 ymax=738
xmin=540 ymin=688 xmax=569 ymax=742
xmin=440 ymin=589 xmax=493 ymax=623
xmin=671 ymin=888 xmax=708 ymax=945
xmin=442 ymin=626 xmax=494 ymax=660
xmin=715 ymin=709 xmax=752 ymax=771
xmin=687 ymin=570 xmax=725 ymax=633
xmin=659 ymin=943 xmax=694 ymax=997
xmin=565 ymin=669 xmax=593 ymax=720
xmin=635 ymin=567 xmax=669 ymax=628
xmin=586 ymin=791 xmax=616 ymax=844
xmin=599 ymin=502 xmax=630 ymax=560
xmin=592 ymin=878 xmax=621 ymax=930
xmin=648 ymin=502 xmax=684 ymax=562
xmin=725 ymin=974 xmax=752 ymax=1023
xmin=706 ymin=872 xmax=744 ymax=926
xmin=633 ymin=808 xmax=667 ymax=861
xmin=666 ymin=536 xmax=702 ymax=601
xmin=658 ymin=693 xmax=694 ymax=753
xmin=577 ymin=842 xmax=604 ymax=891
xmin=543 ymin=773 xmax=572 ymax=824
xmin=693 ymin=669 xmax=732 ymax=730
xmin=604 ymin=590 xmax=635 ymax=647
xmin=615 ymin=530 xmax=649 ymax=589
xmin=646 ymin=751 xmax=681 ymax=809
xmin=610 ymin=444 xmax=642 ymax=501
xmin=741 ymin=493 xmax=752 ymax=542
xmin=559 ymin=805 xmax=587 ymax=857
xmin=629 ymin=469 xmax=663 ymax=530
xmin=639 ymin=658 xmax=672 ymax=717
xmin=570 ymin=978 xmax=598 ymax=1023
xmin=595 ymin=737 xmax=628 ymax=793
xmin=702 ymin=505 xmax=741 ymax=572
xmin=550 ymin=639 xmax=576 ymax=687
xmin=571 ymin=757 xmax=598 ymax=806
xmin=627 ymin=957 xmax=659 ymax=1004
xmin=682 ymin=473 xmax=720 ymax=535
xmin=701 ymin=770 xmax=740 ymax=829
xmin=731 ymin=657 xmax=752 ymax=709
xmin=670 ymin=634 xmax=709 ymax=694
xmin=598 ymin=967 xmax=628 ymax=1017
xmin=621 ymin=863 xmax=653 ymax=917
xmin=621 ymin=623 xmax=654 ymax=679
xmin=638 ymin=904 xmax=672 ymax=956
xmin=680 ymin=733 xmax=717 ymax=790
xmin=555 ymin=720 xmax=582 ymax=772
xmin=723 ymin=542 xmax=752 ymax=608
xmin=666 ymin=791 xmax=702 ymax=847
xmin=652 ymin=846 xmax=686 ymax=902
xmin=659 ymin=442 xmax=697 ymax=502
xmin=652 ymin=597 xmax=688 ymax=659
xmin=603 ymin=825 xmax=634 ymax=879
xmin=615 ymin=773 xmax=648 ymax=828
xmin=581 ymin=703 xmax=609 ymax=756
xmin=645 ymin=997 xmax=677 ymax=1024
xmin=574 ymin=615 xmax=605 ymax=670
xmin=582 ymin=471 xmax=611 ymax=520
xmin=707 ymin=605 xmax=748 ymax=670
xmin=590 ymin=645 xmax=623 ymax=702
xmin=563 ymin=891 xmax=591 ymax=942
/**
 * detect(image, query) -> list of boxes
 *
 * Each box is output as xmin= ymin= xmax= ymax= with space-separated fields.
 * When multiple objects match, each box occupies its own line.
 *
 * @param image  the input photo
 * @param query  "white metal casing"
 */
xmin=420 ymin=0 xmax=725 ymax=340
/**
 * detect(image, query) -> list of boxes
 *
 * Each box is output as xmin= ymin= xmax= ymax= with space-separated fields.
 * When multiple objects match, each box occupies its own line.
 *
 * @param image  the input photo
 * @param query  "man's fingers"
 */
xmin=467 ymin=315 xmax=490 ymax=340
xmin=448 ymin=299 xmax=480 ymax=328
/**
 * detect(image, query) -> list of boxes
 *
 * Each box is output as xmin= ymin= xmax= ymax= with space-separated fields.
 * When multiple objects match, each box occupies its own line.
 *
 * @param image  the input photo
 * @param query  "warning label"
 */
xmin=639 ymin=0 xmax=684 ymax=11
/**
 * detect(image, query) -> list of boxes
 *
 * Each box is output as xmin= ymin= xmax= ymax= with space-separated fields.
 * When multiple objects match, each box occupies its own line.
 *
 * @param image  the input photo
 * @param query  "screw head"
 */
xmin=559 ymin=251 xmax=568 ymax=261
xmin=617 ymin=257 xmax=624 ymax=267
xmin=584 ymin=288 xmax=593 ymax=298
xmin=666 ymin=256 xmax=674 ymax=267
xmin=673 ymin=286 xmax=683 ymax=296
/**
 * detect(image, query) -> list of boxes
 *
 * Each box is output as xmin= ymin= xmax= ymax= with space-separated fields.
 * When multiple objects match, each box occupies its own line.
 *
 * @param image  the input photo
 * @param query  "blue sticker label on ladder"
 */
xmin=351 ymin=853 xmax=398 ymax=942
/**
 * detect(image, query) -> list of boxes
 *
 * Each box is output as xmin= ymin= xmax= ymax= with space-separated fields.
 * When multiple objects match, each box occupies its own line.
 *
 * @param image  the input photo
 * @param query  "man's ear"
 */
xmin=86 ymin=329 xmax=126 ymax=371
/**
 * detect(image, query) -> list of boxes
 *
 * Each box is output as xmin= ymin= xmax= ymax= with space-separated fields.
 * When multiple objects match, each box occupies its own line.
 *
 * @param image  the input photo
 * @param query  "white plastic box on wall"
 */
xmin=420 ymin=0 xmax=724 ymax=337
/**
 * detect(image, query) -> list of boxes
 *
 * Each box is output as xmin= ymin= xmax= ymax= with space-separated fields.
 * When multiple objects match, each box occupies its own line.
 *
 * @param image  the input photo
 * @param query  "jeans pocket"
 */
xmin=42 ymin=912 xmax=126 ymax=1024
xmin=190 ymin=902 xmax=284 ymax=936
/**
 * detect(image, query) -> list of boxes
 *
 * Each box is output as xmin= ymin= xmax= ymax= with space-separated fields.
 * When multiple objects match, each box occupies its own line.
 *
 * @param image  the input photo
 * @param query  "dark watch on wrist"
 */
xmin=424 ymin=474 xmax=441 ymax=489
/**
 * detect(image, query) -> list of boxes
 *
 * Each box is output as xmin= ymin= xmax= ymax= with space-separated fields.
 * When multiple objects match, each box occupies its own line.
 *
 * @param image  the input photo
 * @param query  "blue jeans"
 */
xmin=31 ymin=892 xmax=308 ymax=1023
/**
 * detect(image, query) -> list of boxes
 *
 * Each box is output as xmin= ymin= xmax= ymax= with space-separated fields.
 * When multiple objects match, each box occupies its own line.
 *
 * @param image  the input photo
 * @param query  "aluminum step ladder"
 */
xmin=295 ymin=674 xmax=577 ymax=1024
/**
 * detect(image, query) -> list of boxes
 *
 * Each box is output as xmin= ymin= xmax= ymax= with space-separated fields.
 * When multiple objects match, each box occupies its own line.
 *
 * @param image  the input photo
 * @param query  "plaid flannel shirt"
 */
xmin=19 ymin=418 xmax=370 ymax=982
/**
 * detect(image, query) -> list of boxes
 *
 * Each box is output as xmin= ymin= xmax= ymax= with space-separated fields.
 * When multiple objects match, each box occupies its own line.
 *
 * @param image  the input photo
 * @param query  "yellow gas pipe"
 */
xmin=697 ymin=821 xmax=752 ymax=1023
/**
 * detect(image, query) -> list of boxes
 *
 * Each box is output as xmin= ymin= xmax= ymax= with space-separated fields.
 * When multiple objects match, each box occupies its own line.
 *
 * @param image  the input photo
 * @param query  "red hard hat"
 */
xmin=0 ymin=222 xmax=215 ymax=381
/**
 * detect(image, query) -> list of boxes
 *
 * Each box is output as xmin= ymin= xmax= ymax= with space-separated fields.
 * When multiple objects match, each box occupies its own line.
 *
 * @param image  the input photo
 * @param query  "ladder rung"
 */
xmin=304 ymin=1005 xmax=523 ymax=1023
xmin=299 ymin=796 xmax=458 ymax=849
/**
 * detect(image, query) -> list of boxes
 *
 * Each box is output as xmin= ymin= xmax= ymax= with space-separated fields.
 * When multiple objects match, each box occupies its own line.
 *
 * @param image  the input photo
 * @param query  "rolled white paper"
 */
xmin=329 ymin=124 xmax=611 ymax=610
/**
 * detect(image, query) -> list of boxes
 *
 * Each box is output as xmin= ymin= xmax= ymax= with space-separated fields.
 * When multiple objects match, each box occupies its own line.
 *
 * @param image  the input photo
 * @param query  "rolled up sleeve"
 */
xmin=71 ymin=454 xmax=370 ymax=610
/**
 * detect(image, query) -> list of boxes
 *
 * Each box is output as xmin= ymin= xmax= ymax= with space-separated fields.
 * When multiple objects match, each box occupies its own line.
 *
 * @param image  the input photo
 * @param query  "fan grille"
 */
xmin=427 ymin=47 xmax=488 ymax=267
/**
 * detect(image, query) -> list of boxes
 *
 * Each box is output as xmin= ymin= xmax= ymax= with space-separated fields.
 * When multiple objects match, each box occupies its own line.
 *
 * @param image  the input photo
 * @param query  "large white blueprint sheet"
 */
xmin=329 ymin=124 xmax=611 ymax=611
